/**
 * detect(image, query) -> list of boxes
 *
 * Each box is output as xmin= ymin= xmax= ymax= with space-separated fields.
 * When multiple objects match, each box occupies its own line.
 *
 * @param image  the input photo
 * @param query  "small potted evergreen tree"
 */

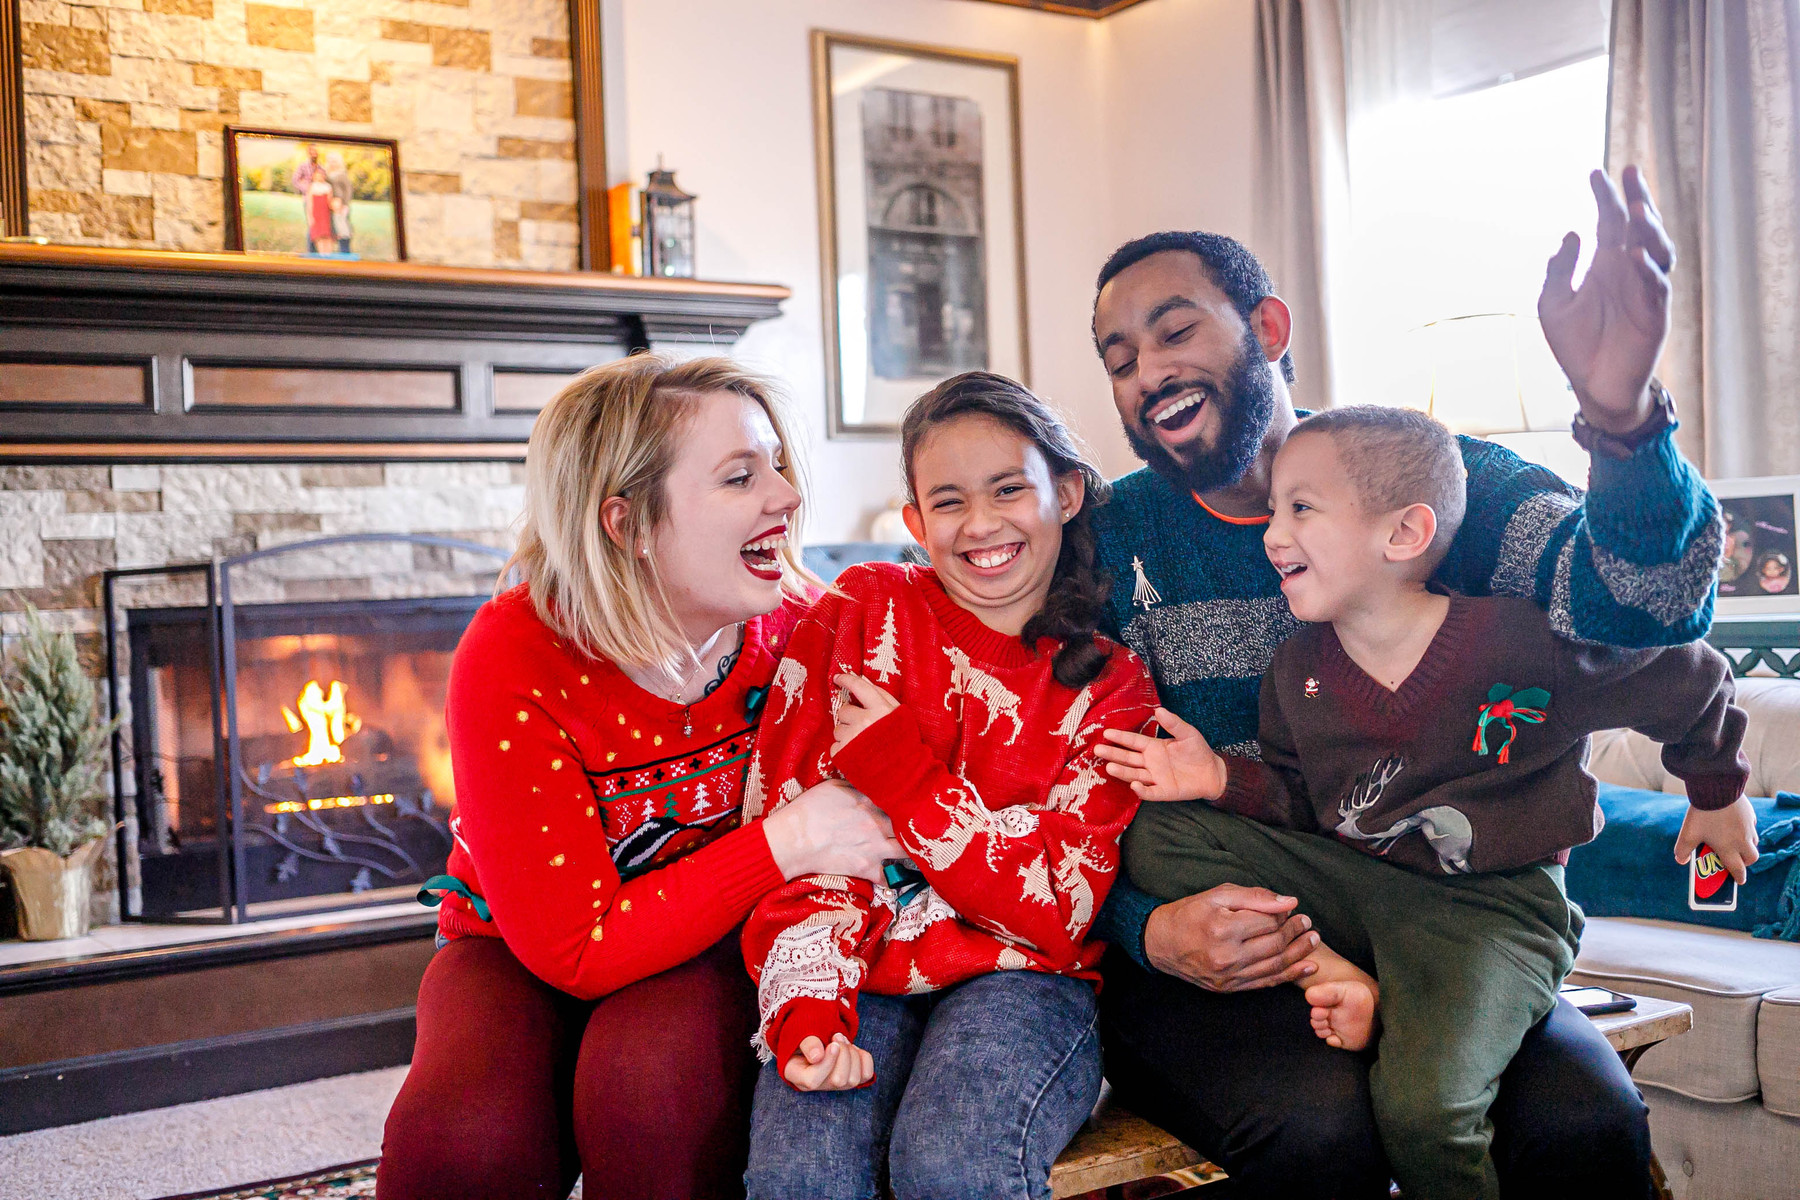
xmin=0 ymin=608 xmax=117 ymax=940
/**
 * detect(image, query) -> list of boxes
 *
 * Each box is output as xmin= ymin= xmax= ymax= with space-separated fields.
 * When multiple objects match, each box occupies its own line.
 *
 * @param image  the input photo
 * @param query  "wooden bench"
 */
xmin=1045 ymin=996 xmax=1697 ymax=1199
xmin=1048 ymin=1087 xmax=1219 ymax=1198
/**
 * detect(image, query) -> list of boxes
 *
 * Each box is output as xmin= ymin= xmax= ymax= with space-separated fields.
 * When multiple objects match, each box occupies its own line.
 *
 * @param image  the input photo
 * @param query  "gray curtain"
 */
xmin=1609 ymin=0 xmax=1800 ymax=477
xmin=1254 ymin=0 xmax=1350 ymax=412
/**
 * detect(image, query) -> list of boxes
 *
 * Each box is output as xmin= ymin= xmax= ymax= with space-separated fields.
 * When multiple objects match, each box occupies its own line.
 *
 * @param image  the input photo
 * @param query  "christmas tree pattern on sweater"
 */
xmin=740 ymin=562 xmax=1157 ymax=1068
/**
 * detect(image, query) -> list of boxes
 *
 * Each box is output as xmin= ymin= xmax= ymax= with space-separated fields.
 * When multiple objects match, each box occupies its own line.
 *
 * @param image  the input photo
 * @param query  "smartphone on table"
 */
xmin=1559 ymin=985 xmax=1637 ymax=1016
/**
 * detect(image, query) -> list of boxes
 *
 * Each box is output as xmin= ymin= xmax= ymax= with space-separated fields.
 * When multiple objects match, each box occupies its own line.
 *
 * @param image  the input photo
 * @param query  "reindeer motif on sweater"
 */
xmin=739 ymin=562 xmax=1158 ymax=1069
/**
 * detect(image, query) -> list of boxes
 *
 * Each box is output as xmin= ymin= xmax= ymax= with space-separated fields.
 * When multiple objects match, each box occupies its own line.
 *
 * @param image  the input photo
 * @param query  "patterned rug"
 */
xmin=152 ymin=1161 xmax=378 ymax=1200
xmin=148 ymin=1160 xmax=1213 ymax=1200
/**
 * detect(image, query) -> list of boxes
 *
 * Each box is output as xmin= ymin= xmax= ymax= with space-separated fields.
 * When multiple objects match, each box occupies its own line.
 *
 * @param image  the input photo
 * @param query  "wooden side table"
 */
xmin=1590 ymin=993 xmax=1695 ymax=1200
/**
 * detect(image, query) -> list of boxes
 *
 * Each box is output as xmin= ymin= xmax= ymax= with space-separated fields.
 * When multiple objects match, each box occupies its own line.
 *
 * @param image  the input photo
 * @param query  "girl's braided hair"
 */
xmin=900 ymin=371 xmax=1113 ymax=689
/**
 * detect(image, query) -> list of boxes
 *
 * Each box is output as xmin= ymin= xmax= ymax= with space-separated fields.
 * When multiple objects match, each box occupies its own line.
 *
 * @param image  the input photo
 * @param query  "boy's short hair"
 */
xmin=1291 ymin=406 xmax=1468 ymax=566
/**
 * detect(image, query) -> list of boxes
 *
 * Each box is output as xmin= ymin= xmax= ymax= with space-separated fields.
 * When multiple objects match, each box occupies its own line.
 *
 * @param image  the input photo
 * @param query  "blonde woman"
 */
xmin=379 ymin=355 xmax=903 ymax=1200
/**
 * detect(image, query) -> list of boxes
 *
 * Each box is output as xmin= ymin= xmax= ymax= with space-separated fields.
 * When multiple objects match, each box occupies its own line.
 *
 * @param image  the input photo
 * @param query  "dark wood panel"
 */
xmin=0 ymin=937 xmax=433 ymax=1068
xmin=190 ymin=365 xmax=459 ymax=412
xmin=0 ymin=440 xmax=526 ymax=461
xmin=493 ymin=368 xmax=579 ymax=413
xmin=0 ymin=0 xmax=22 ymax=238
xmin=954 ymin=0 xmax=1155 ymax=14
xmin=0 ymin=1008 xmax=416 ymax=1135
xmin=0 ymin=360 xmax=150 ymax=407
xmin=569 ymin=0 xmax=611 ymax=270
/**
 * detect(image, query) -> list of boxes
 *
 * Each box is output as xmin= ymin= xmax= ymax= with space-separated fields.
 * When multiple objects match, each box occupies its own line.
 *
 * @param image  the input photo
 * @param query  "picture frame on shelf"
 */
xmin=224 ymin=128 xmax=407 ymax=263
xmin=811 ymin=31 xmax=1029 ymax=438
xmin=1713 ymin=475 xmax=1800 ymax=615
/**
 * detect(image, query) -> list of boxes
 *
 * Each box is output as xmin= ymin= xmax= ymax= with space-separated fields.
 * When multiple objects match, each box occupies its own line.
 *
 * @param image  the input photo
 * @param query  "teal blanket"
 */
xmin=1565 ymin=784 xmax=1800 ymax=941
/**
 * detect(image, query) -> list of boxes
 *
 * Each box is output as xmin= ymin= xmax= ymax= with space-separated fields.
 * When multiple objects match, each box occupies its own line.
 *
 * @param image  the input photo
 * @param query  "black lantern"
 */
xmin=641 ymin=161 xmax=696 ymax=278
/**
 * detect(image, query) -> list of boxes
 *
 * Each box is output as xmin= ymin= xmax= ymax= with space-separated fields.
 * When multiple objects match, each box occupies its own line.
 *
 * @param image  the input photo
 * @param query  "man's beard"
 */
xmin=1123 ymin=327 xmax=1277 ymax=495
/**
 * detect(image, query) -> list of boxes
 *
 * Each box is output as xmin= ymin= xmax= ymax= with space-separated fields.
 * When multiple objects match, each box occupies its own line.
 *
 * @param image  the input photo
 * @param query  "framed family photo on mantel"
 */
xmin=811 ymin=31 xmax=1029 ymax=438
xmin=1713 ymin=476 xmax=1800 ymax=616
xmin=224 ymin=127 xmax=407 ymax=263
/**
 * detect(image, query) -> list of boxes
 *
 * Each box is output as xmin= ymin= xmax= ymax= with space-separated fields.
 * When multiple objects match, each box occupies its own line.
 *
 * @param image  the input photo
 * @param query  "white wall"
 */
xmin=610 ymin=0 xmax=1257 ymax=540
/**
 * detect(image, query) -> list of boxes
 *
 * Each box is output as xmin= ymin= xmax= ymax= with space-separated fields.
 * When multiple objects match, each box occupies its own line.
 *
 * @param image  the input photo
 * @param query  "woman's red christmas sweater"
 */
xmin=433 ymin=584 xmax=802 ymax=1000
xmin=740 ymin=562 xmax=1158 ymax=1069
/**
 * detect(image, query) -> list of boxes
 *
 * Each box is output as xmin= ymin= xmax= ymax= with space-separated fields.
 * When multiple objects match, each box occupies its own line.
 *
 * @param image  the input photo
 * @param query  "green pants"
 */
xmin=1125 ymin=803 xmax=1582 ymax=1200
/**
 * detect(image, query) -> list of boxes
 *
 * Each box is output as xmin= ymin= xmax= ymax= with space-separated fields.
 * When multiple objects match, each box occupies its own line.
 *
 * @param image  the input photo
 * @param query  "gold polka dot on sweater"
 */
xmin=581 ymin=675 xmax=590 ymax=685
xmin=592 ymin=879 xmax=603 ymax=889
xmin=541 ymin=825 xmax=548 ymax=833
xmin=550 ymin=854 xmax=565 ymax=866
xmin=657 ymin=889 xmax=667 ymax=900
xmin=593 ymin=900 xmax=602 ymax=909
xmin=516 ymin=711 xmax=529 ymax=723
xmin=561 ymin=689 xmax=568 ymax=699
xmin=631 ymin=729 xmax=641 ymax=739
xmin=499 ymin=740 xmax=510 ymax=751
xmin=591 ymin=925 xmax=603 ymax=941
xmin=617 ymin=714 xmax=625 ymax=725
xmin=532 ymin=689 xmax=542 ymax=697
xmin=652 ymin=735 xmax=662 ymax=746
xmin=551 ymin=758 xmax=563 ymax=770
xmin=586 ymin=806 xmax=595 ymax=817
xmin=606 ymin=752 xmax=616 ymax=763
xmin=620 ymin=899 xmax=632 ymax=912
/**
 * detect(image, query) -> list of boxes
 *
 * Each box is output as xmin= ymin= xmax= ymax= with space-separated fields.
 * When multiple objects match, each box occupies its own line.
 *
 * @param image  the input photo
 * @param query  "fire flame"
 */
xmin=282 ymin=679 xmax=363 ymax=767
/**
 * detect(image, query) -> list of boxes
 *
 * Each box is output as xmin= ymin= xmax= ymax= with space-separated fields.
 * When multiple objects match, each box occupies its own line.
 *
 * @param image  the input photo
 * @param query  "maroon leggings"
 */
xmin=378 ymin=933 xmax=759 ymax=1200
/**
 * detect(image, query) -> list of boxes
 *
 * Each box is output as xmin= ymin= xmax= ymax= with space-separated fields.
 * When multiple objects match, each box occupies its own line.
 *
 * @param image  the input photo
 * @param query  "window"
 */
xmin=1337 ymin=55 xmax=1611 ymax=483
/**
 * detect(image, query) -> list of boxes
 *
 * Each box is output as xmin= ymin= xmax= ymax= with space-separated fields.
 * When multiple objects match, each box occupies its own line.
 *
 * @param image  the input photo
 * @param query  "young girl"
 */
xmin=739 ymin=372 xmax=1159 ymax=1200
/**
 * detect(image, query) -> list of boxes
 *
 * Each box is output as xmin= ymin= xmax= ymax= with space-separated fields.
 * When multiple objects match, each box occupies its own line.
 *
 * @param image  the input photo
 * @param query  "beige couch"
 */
xmin=1579 ymin=676 xmax=1800 ymax=1200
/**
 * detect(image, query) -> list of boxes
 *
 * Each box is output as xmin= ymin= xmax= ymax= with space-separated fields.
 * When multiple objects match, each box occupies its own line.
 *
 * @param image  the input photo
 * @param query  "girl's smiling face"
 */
xmin=903 ymin=414 xmax=1083 ymax=636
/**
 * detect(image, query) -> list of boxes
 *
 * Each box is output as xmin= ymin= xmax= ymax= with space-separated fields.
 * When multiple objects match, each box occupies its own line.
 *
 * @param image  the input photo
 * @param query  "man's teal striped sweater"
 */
xmin=1090 ymin=425 xmax=1723 ymax=964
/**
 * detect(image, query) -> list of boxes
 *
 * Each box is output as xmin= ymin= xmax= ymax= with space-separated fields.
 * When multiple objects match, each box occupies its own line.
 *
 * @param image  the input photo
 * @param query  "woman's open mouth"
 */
xmin=960 ymin=542 xmax=1024 ymax=577
xmin=740 ymin=527 xmax=786 ymax=580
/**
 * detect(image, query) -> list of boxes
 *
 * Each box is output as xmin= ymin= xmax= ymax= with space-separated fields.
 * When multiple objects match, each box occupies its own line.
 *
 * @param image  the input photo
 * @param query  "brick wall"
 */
xmin=19 ymin=0 xmax=580 ymax=268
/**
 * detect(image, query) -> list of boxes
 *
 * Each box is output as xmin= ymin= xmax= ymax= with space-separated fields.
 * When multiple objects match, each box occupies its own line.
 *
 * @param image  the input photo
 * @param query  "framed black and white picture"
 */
xmin=811 ymin=31 xmax=1029 ymax=438
xmin=1713 ymin=476 xmax=1800 ymax=614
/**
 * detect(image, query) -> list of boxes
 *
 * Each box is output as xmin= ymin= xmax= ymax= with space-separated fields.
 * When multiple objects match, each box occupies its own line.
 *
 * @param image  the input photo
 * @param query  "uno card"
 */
xmin=1689 ymin=842 xmax=1739 ymax=912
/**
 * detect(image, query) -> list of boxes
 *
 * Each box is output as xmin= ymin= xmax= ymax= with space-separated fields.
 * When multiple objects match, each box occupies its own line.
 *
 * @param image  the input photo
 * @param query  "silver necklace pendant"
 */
xmin=681 ymin=708 xmax=693 ymax=738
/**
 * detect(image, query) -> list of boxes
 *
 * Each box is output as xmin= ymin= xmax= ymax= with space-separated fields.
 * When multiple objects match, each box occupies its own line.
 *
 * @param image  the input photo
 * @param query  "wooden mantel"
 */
xmin=0 ymin=244 xmax=792 ymax=461
xmin=0 ymin=243 xmax=790 ymax=342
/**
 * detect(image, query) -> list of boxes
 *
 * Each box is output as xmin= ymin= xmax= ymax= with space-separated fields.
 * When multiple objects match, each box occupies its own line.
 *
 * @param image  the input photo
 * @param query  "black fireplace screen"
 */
xmin=104 ymin=534 xmax=509 ymax=922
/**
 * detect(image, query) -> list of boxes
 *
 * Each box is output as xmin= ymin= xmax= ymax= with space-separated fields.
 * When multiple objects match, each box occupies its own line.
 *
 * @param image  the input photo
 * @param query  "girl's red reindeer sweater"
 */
xmin=740 ymin=562 xmax=1158 ymax=1072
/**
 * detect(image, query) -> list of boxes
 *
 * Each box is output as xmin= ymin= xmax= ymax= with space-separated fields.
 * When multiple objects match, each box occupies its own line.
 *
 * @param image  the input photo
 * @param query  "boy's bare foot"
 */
xmin=1305 ymin=979 xmax=1379 ymax=1051
xmin=1296 ymin=942 xmax=1379 ymax=1051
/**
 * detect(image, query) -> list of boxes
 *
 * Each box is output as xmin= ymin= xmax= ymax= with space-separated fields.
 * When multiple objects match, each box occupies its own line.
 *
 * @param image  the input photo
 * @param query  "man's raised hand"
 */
xmin=1095 ymin=706 xmax=1228 ymax=802
xmin=1537 ymin=165 xmax=1675 ymax=435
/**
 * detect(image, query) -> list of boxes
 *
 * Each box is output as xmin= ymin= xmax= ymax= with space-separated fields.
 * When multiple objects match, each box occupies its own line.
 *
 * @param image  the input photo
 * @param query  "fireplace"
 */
xmin=106 ymin=535 xmax=509 ymax=921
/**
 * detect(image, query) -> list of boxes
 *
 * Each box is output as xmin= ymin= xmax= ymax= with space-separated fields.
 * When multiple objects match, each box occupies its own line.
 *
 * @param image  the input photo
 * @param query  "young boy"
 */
xmin=1093 ymin=406 xmax=1760 ymax=1200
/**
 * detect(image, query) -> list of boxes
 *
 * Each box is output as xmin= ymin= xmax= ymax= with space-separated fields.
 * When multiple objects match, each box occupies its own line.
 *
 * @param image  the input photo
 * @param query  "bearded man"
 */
xmin=1088 ymin=168 xmax=1711 ymax=1200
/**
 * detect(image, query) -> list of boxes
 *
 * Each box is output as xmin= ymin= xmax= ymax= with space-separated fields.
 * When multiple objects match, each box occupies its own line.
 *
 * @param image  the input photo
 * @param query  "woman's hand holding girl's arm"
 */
xmin=761 ymin=780 xmax=902 ymax=885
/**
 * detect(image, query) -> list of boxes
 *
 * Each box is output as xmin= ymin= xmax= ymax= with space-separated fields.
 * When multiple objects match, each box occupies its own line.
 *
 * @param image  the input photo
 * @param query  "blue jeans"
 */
xmin=743 ymin=970 xmax=1103 ymax=1200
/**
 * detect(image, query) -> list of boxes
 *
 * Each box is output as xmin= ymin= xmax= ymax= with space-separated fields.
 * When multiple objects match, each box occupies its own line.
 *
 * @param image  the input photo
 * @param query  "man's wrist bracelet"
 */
xmin=1571 ymin=378 xmax=1676 ymax=460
